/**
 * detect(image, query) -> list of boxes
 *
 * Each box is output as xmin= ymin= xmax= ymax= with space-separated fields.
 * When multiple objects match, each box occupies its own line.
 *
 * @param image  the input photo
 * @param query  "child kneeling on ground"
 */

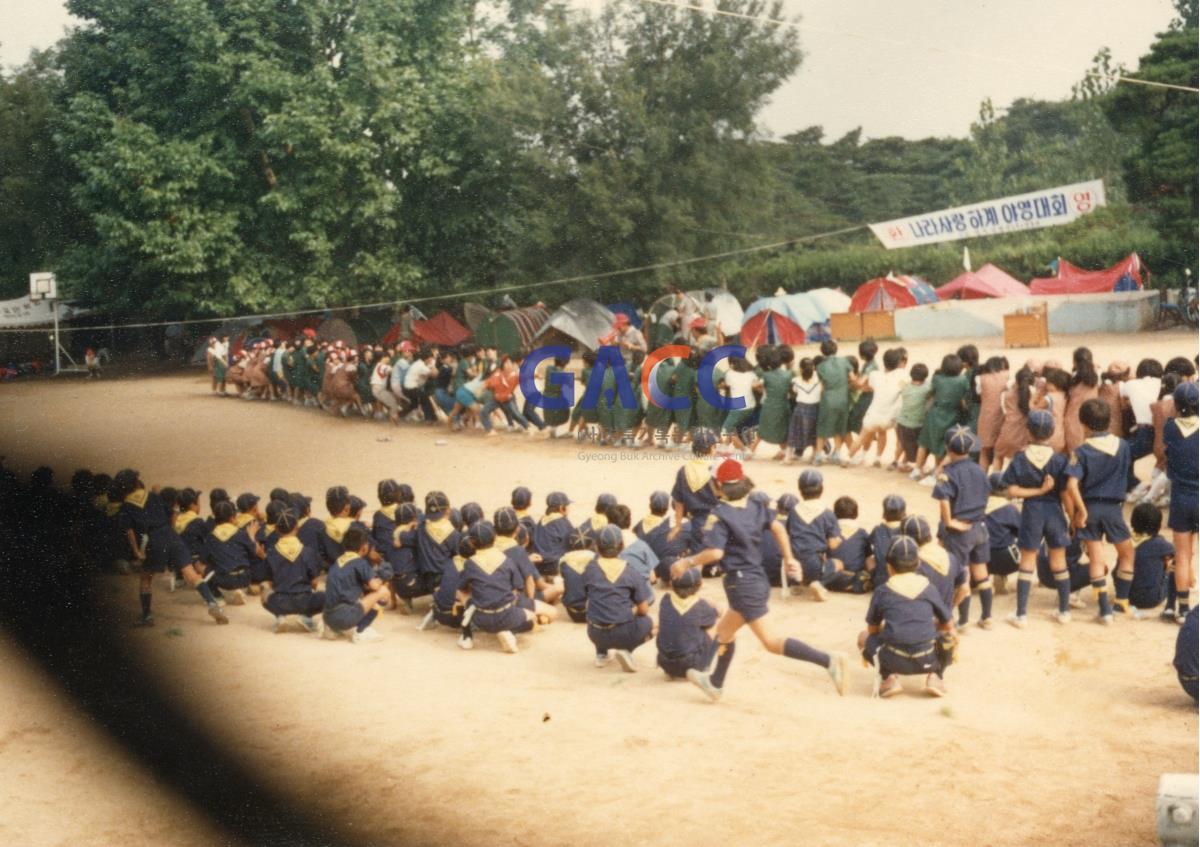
xmin=584 ymin=525 xmax=655 ymax=672
xmin=322 ymin=527 xmax=389 ymax=643
xmin=656 ymin=566 xmax=719 ymax=679
xmin=262 ymin=511 xmax=325 ymax=635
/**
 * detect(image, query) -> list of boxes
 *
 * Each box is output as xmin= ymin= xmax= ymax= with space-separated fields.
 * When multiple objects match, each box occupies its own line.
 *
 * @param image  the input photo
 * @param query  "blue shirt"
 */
xmin=784 ymin=500 xmax=841 ymax=557
xmin=577 ymin=515 xmax=610 ymax=543
xmin=296 ymin=517 xmax=325 ymax=559
xmin=175 ymin=512 xmax=207 ymax=559
xmin=1066 ymin=434 xmax=1131 ymax=503
xmin=458 ymin=547 xmax=525 ymax=610
xmin=416 ymin=514 xmax=461 ymax=578
xmin=702 ymin=496 xmax=774 ymax=573
xmin=1174 ymin=608 xmax=1198 ymax=686
xmin=985 ymin=499 xmax=1021 ymax=549
xmin=866 ymin=571 xmax=951 ymax=646
xmin=392 ymin=527 xmax=419 ymax=580
xmin=634 ymin=514 xmax=687 ymax=566
xmin=914 ymin=543 xmax=965 ymax=610
xmin=558 ymin=550 xmax=597 ymax=610
xmin=869 ymin=521 xmax=903 ymax=586
xmin=832 ymin=521 xmax=870 ymax=572
xmin=266 ymin=536 xmax=322 ymax=594
xmin=583 ymin=557 xmax=652 ymax=626
xmin=656 ymin=593 xmax=718 ymax=659
xmin=495 ymin=536 xmax=537 ymax=588
xmin=531 ymin=513 xmax=573 ymax=569
xmin=671 ymin=461 xmax=719 ymax=520
xmin=932 ymin=458 xmax=990 ymax=522
xmin=1132 ymin=534 xmax=1173 ymax=599
xmin=324 ymin=553 xmax=375 ymax=607
xmin=117 ymin=489 xmax=172 ymax=537
xmin=1001 ymin=446 xmax=1071 ymax=503
xmin=372 ymin=506 xmax=399 ymax=564
xmin=1164 ymin=417 xmax=1199 ymax=495
xmin=205 ymin=523 xmax=259 ymax=574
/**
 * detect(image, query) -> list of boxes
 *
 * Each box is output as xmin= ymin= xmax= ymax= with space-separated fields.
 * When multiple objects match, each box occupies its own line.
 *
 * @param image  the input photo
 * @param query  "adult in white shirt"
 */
xmin=371 ymin=354 xmax=400 ymax=421
xmin=720 ymin=360 xmax=760 ymax=454
xmin=848 ymin=349 xmax=908 ymax=467
xmin=1120 ymin=358 xmax=1164 ymax=483
xmin=400 ymin=348 xmax=436 ymax=421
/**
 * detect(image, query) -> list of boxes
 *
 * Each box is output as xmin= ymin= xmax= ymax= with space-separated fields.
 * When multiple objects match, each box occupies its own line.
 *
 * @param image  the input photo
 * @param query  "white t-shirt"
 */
xmin=792 ymin=374 xmax=822 ymax=405
xmin=371 ymin=362 xmax=391 ymax=390
xmin=1120 ymin=376 xmax=1160 ymax=425
xmin=866 ymin=369 xmax=907 ymax=420
xmin=404 ymin=359 xmax=432 ymax=390
xmin=724 ymin=369 xmax=758 ymax=410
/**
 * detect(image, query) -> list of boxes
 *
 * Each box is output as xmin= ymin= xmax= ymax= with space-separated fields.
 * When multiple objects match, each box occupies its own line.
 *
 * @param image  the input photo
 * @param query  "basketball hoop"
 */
xmin=29 ymin=272 xmax=57 ymax=301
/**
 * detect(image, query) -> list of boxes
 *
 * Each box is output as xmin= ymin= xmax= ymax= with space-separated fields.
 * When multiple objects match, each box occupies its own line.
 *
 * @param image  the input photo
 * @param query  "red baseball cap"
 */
xmin=690 ymin=316 xmax=707 ymax=329
xmin=614 ymin=313 xmax=630 ymax=326
xmin=715 ymin=458 xmax=744 ymax=483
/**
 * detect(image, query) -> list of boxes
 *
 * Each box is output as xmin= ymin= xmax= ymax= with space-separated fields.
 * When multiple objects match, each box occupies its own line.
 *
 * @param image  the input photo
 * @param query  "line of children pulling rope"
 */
xmin=70 ymin=381 xmax=1198 ymax=702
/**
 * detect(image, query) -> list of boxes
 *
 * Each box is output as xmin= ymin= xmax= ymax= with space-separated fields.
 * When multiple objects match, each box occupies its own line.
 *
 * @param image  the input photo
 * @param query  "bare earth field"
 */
xmin=1 ymin=330 xmax=1197 ymax=847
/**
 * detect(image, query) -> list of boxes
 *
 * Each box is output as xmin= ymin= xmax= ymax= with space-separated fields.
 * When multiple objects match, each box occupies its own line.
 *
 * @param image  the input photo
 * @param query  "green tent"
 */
xmin=474 ymin=305 xmax=550 ymax=355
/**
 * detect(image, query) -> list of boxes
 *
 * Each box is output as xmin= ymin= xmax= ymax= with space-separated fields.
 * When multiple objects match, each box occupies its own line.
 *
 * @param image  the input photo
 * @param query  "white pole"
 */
xmin=53 ymin=299 xmax=61 ymax=375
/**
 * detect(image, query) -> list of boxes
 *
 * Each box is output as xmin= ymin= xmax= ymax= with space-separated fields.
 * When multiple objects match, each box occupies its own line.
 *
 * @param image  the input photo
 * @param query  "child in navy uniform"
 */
xmin=113 ymin=469 xmax=193 ymax=626
xmin=1163 ymin=382 xmax=1198 ymax=622
xmin=578 ymin=493 xmax=617 ymax=541
xmin=1125 ymin=503 xmax=1174 ymax=618
xmin=457 ymin=521 xmax=538 ymax=653
xmin=829 ymin=496 xmax=870 ymax=593
xmin=1065 ymin=399 xmax=1133 ymax=625
xmin=901 ymin=515 xmax=967 ymax=623
xmin=172 ymin=487 xmax=229 ymax=624
xmin=636 ymin=491 xmax=687 ymax=584
xmin=531 ymin=491 xmax=573 ymax=578
xmin=784 ymin=469 xmax=843 ymax=600
xmin=983 ymin=473 xmax=1021 ymax=595
xmin=320 ymin=486 xmax=354 ymax=567
xmin=867 ymin=495 xmax=907 ymax=589
xmin=656 ymin=567 xmax=719 ymax=679
xmin=558 ymin=530 xmax=596 ymax=623
xmin=1175 ymin=607 xmax=1198 ymax=702
xmin=932 ymin=426 xmax=994 ymax=629
xmin=759 ymin=494 xmax=795 ymax=587
xmin=205 ymin=499 xmax=266 ymax=606
xmin=322 ymin=526 xmax=389 ymax=643
xmin=584 ymin=525 xmax=655 ymax=672
xmin=671 ymin=459 xmax=848 ymax=701
xmin=1001 ymin=410 xmax=1074 ymax=627
xmin=372 ymin=479 xmax=403 ymax=584
xmin=416 ymin=492 xmax=462 ymax=630
xmin=262 ymin=511 xmax=325 ymax=634
xmin=669 ymin=428 xmax=720 ymax=568
xmin=290 ymin=493 xmax=325 ymax=555
xmin=860 ymin=536 xmax=955 ymax=698
xmin=511 ymin=486 xmax=536 ymax=539
xmin=494 ymin=507 xmax=561 ymax=609
xmin=388 ymin=502 xmax=427 ymax=610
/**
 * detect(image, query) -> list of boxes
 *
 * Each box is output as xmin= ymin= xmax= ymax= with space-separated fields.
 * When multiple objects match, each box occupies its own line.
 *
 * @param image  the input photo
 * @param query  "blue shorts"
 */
xmin=473 ymin=601 xmax=533 ymax=634
xmin=587 ymin=617 xmax=653 ymax=653
xmin=862 ymin=635 xmax=940 ymax=677
xmin=1018 ymin=500 xmax=1071 ymax=550
xmin=942 ymin=522 xmax=990 ymax=566
xmin=212 ymin=569 xmax=251 ymax=591
xmin=266 ymin=591 xmax=326 ymax=617
xmin=323 ymin=601 xmax=365 ymax=633
xmin=145 ymin=528 xmax=190 ymax=574
xmin=722 ymin=568 xmax=771 ymax=623
xmin=454 ymin=386 xmax=477 ymax=407
xmin=1169 ymin=491 xmax=1199 ymax=534
xmin=1078 ymin=501 xmax=1131 ymax=543
xmin=657 ymin=642 xmax=713 ymax=679
xmin=796 ymin=551 xmax=834 ymax=585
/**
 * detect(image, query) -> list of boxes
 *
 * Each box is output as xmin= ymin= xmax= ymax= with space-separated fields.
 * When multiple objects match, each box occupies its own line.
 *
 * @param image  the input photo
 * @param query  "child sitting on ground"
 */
xmin=828 ymin=496 xmax=870 ymax=593
xmin=1125 ymin=502 xmax=1174 ymax=619
xmin=655 ymin=567 xmax=719 ymax=679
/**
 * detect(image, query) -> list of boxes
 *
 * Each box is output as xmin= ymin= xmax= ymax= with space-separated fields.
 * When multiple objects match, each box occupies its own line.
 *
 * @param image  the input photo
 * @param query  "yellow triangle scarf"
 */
xmin=589 ymin=514 xmax=610 ymax=530
xmin=470 ymin=546 xmax=507 ymax=575
xmin=514 ymin=508 xmax=531 ymax=520
xmin=233 ymin=512 xmax=254 ymax=528
xmin=1025 ymin=444 xmax=1055 ymax=471
xmin=638 ymin=514 xmax=667 ymax=534
xmin=666 ymin=593 xmax=702 ymax=616
xmin=684 ymin=460 xmax=711 ymax=493
xmin=494 ymin=535 xmax=518 ymax=551
xmin=1174 ymin=416 xmax=1199 ymax=439
xmin=559 ymin=550 xmax=596 ymax=574
xmin=175 ymin=512 xmax=201 ymax=534
xmin=921 ymin=544 xmax=951 ymax=576
xmin=986 ymin=496 xmax=1011 ymax=515
xmin=275 ymin=536 xmax=303 ymax=562
xmin=887 ymin=571 xmax=930 ymax=600
xmin=540 ymin=513 xmax=566 ymax=527
xmin=793 ymin=500 xmax=827 ymax=524
xmin=377 ymin=504 xmax=398 ymax=521
xmin=324 ymin=516 xmax=352 ymax=543
xmin=425 ymin=517 xmax=455 ymax=545
xmin=123 ymin=489 xmax=148 ymax=509
xmin=596 ymin=556 xmax=627 ymax=584
xmin=335 ymin=551 xmax=360 ymax=568
xmin=211 ymin=523 xmax=238 ymax=542
xmin=838 ymin=518 xmax=862 ymax=536
xmin=1085 ymin=434 xmax=1120 ymax=457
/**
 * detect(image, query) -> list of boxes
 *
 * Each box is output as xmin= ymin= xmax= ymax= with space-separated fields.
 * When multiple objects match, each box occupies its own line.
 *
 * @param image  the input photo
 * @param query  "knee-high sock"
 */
xmin=1178 ymin=590 xmax=1191 ymax=616
xmin=975 ymin=576 xmax=994 ymax=620
xmin=1092 ymin=578 xmax=1113 ymax=617
xmin=1113 ymin=570 xmax=1132 ymax=610
xmin=957 ymin=596 xmax=970 ymax=626
xmin=196 ymin=582 xmax=217 ymax=605
xmin=139 ymin=592 xmax=152 ymax=616
xmin=1016 ymin=571 xmax=1034 ymax=616
xmin=710 ymin=641 xmax=736 ymax=688
xmin=356 ymin=608 xmax=379 ymax=633
xmin=1054 ymin=570 xmax=1071 ymax=614
xmin=783 ymin=637 xmax=830 ymax=668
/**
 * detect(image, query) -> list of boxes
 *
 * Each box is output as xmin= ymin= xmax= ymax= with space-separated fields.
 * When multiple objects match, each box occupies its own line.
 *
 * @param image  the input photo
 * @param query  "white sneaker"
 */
xmin=300 ymin=616 xmax=323 ymax=637
xmin=352 ymin=626 xmax=383 ymax=643
xmin=1053 ymin=610 xmax=1072 ymax=625
xmin=417 ymin=610 xmax=437 ymax=631
xmin=827 ymin=651 xmax=849 ymax=696
xmin=227 ymin=589 xmax=246 ymax=606
xmin=594 ymin=652 xmax=612 ymax=668
xmin=918 ymin=475 xmax=936 ymax=488
xmin=273 ymin=615 xmax=285 ymax=633
xmin=1098 ymin=614 xmax=1114 ymax=626
xmin=497 ymin=631 xmax=519 ymax=654
xmin=908 ymin=468 xmax=924 ymax=481
xmin=1069 ymin=592 xmax=1086 ymax=609
xmin=808 ymin=582 xmax=829 ymax=602
xmin=1006 ymin=612 xmax=1027 ymax=629
xmin=614 ymin=649 xmax=637 ymax=672
xmin=686 ymin=668 xmax=722 ymax=702
xmin=458 ymin=633 xmax=474 ymax=650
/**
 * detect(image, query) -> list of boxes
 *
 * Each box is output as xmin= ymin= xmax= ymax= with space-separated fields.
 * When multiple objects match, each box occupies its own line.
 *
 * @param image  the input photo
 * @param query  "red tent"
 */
xmin=849 ymin=275 xmax=939 ymax=312
xmin=1029 ymin=253 xmax=1146 ymax=295
xmin=410 ymin=311 xmax=471 ymax=347
xmin=937 ymin=264 xmax=1028 ymax=299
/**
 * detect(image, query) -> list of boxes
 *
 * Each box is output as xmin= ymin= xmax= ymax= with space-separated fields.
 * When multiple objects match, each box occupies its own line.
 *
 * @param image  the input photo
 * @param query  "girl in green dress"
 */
xmin=616 ymin=350 xmax=646 ymax=446
xmin=569 ymin=350 xmax=599 ymax=442
xmin=695 ymin=356 xmax=727 ymax=434
xmin=540 ymin=353 xmax=572 ymax=435
xmin=669 ymin=350 xmax=700 ymax=449
xmin=815 ymin=340 xmax=853 ymax=466
xmin=956 ymin=344 xmax=982 ymax=435
xmin=642 ymin=350 xmax=674 ymax=446
xmin=755 ymin=346 xmax=794 ymax=460
xmin=916 ymin=353 xmax=970 ymax=484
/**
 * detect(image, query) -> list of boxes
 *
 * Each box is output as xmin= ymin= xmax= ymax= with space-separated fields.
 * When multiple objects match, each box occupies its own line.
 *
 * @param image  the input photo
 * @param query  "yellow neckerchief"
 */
xmin=469 ymin=546 xmax=507 ymax=575
xmin=452 ymin=555 xmax=467 ymax=573
xmin=1024 ymin=443 xmax=1055 ymax=470
xmin=1131 ymin=533 xmax=1152 ymax=550
xmin=377 ymin=503 xmax=398 ymax=521
xmin=683 ymin=459 xmax=711 ymax=492
xmin=837 ymin=518 xmax=863 ymax=536
xmin=335 ymin=551 xmax=360 ymax=568
xmin=494 ymin=535 xmax=518 ymax=551
xmin=589 ymin=513 xmax=610 ymax=530
xmin=175 ymin=512 xmax=202 ymax=534
xmin=392 ymin=523 xmax=417 ymax=545
xmin=559 ymin=550 xmax=595 ymax=574
xmin=124 ymin=489 xmax=148 ymax=509
xmin=884 ymin=520 xmax=903 ymax=530
xmin=793 ymin=499 xmax=827 ymax=524
xmin=233 ymin=512 xmax=254 ymax=528
xmin=596 ymin=556 xmax=627 ymax=584
xmin=666 ymin=592 xmax=703 ymax=615
xmin=106 ymin=501 xmax=122 ymax=517
xmin=275 ymin=536 xmax=303 ymax=562
xmin=986 ymin=496 xmax=1011 ymax=515
xmin=1085 ymin=433 xmax=1120 ymax=457
xmin=514 ymin=508 xmax=530 ymax=520
xmin=638 ymin=514 xmax=667 ymax=534
xmin=887 ymin=571 xmax=931 ymax=600
xmin=920 ymin=543 xmax=951 ymax=576
xmin=325 ymin=515 xmax=353 ymax=542
xmin=425 ymin=516 xmax=455 ymax=544
xmin=540 ymin=512 xmax=566 ymax=526
xmin=1174 ymin=415 xmax=1199 ymax=439
xmin=93 ymin=494 xmax=108 ymax=511
xmin=211 ymin=523 xmax=238 ymax=542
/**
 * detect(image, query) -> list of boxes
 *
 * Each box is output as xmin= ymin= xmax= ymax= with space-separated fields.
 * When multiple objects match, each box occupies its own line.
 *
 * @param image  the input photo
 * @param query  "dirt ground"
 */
xmin=1 ymin=329 xmax=1197 ymax=847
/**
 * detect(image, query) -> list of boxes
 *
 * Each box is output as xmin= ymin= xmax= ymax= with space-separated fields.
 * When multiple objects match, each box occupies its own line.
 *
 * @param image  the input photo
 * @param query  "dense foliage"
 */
xmin=0 ymin=0 xmax=1194 ymax=316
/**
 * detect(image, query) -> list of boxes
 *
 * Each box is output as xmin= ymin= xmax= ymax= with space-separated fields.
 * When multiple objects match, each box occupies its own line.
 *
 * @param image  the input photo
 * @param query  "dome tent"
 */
xmin=848 ymin=274 xmax=939 ymax=312
xmin=474 ymin=305 xmax=550 ymax=356
xmin=533 ymin=299 xmax=616 ymax=352
xmin=740 ymin=290 xmax=827 ymax=345
xmin=937 ymin=264 xmax=1028 ymax=299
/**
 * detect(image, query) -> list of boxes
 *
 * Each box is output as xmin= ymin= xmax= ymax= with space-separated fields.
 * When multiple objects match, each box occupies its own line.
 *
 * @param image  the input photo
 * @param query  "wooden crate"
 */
xmin=1003 ymin=305 xmax=1049 ymax=348
xmin=829 ymin=312 xmax=862 ymax=341
xmin=861 ymin=310 xmax=896 ymax=339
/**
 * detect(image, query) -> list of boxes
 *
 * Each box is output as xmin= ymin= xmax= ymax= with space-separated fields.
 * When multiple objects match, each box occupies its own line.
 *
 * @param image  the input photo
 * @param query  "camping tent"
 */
xmin=644 ymin=289 xmax=745 ymax=347
xmin=937 ymin=263 xmax=1029 ymax=300
xmin=805 ymin=287 xmax=852 ymax=317
xmin=849 ymin=274 xmax=939 ymax=312
xmin=411 ymin=311 xmax=472 ymax=347
xmin=347 ymin=312 xmax=394 ymax=345
xmin=740 ymin=293 xmax=827 ymax=345
xmin=316 ymin=317 xmax=358 ymax=346
xmin=474 ymin=305 xmax=550 ymax=356
xmin=606 ymin=302 xmax=643 ymax=329
xmin=533 ymin=299 xmax=616 ymax=352
xmin=1029 ymin=253 xmax=1146 ymax=295
xmin=463 ymin=302 xmax=495 ymax=331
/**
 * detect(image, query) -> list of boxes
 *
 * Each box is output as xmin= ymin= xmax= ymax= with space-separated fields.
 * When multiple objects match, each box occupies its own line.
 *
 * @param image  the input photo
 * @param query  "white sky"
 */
xmin=0 ymin=0 xmax=1180 ymax=140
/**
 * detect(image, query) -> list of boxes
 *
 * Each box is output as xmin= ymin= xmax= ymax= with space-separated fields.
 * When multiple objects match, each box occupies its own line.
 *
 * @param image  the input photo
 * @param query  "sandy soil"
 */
xmin=1 ymin=329 xmax=1197 ymax=847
